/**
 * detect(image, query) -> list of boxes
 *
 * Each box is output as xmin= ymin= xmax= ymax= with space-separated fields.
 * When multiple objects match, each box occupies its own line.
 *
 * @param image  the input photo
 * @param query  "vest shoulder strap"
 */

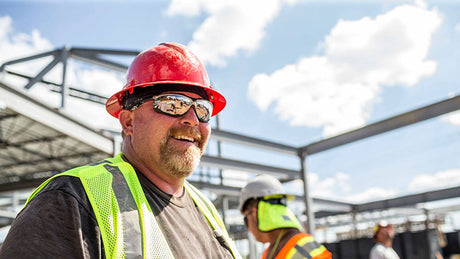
xmin=184 ymin=181 xmax=241 ymax=259
xmin=275 ymin=233 xmax=331 ymax=259
xmin=110 ymin=156 xmax=174 ymax=259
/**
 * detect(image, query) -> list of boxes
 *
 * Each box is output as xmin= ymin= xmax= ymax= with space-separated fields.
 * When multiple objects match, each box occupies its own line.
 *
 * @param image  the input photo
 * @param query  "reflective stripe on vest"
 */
xmin=263 ymin=233 xmax=331 ymax=259
xmin=24 ymin=153 xmax=241 ymax=259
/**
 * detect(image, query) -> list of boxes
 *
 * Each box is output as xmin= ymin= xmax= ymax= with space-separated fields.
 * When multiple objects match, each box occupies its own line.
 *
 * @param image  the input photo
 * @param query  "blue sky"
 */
xmin=0 ymin=0 xmax=459 ymax=206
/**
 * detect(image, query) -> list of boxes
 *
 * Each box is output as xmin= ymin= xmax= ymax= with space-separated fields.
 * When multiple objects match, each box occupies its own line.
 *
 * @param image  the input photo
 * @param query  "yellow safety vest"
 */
xmin=25 ymin=153 xmax=241 ymax=259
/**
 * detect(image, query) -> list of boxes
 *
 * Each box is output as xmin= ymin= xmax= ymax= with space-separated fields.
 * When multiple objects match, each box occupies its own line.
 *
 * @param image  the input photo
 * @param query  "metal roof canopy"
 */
xmin=0 ymin=81 xmax=114 ymax=191
xmin=1 ymin=47 xmax=460 ymax=234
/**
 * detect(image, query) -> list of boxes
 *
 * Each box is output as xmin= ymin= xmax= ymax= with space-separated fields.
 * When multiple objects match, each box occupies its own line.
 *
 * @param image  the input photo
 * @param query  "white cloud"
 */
xmin=309 ymin=172 xmax=352 ymax=198
xmin=248 ymin=2 xmax=441 ymax=137
xmin=0 ymin=17 xmax=53 ymax=62
xmin=0 ymin=15 xmax=122 ymax=132
xmin=166 ymin=0 xmax=203 ymax=16
xmin=167 ymin=0 xmax=296 ymax=66
xmin=66 ymin=64 xmax=124 ymax=97
xmin=307 ymin=172 xmax=400 ymax=203
xmin=284 ymin=172 xmax=352 ymax=199
xmin=0 ymin=16 xmax=54 ymax=76
xmin=345 ymin=187 xmax=398 ymax=203
xmin=455 ymin=23 xmax=460 ymax=33
xmin=408 ymin=169 xmax=460 ymax=192
xmin=284 ymin=171 xmax=399 ymax=204
xmin=441 ymin=110 xmax=460 ymax=125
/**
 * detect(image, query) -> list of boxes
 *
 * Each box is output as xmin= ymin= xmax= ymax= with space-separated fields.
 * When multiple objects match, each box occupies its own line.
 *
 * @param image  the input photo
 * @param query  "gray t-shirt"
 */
xmin=0 ymin=171 xmax=233 ymax=259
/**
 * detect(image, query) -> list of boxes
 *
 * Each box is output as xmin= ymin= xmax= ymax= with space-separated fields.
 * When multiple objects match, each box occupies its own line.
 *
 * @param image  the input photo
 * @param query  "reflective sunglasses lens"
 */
xmin=155 ymin=95 xmax=191 ymax=115
xmin=194 ymin=100 xmax=212 ymax=122
xmin=153 ymin=95 xmax=212 ymax=122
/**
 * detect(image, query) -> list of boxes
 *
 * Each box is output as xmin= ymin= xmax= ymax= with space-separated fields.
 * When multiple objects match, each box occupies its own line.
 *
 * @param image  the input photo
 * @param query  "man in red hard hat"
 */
xmin=0 ymin=43 xmax=241 ymax=259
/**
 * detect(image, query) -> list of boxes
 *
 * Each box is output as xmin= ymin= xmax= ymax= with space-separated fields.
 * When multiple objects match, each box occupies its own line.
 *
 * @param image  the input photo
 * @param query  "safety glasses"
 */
xmin=133 ymin=94 xmax=213 ymax=122
xmin=243 ymin=210 xmax=253 ymax=227
xmin=244 ymin=215 xmax=248 ymax=227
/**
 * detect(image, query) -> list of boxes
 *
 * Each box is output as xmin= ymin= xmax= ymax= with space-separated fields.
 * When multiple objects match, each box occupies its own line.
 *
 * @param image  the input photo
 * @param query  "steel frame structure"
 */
xmin=1 ymin=47 xmax=460 ymax=235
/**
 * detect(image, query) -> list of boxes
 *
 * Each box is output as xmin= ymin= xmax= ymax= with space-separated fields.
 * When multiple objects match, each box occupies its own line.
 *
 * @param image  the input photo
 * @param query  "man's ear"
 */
xmin=119 ymin=110 xmax=134 ymax=136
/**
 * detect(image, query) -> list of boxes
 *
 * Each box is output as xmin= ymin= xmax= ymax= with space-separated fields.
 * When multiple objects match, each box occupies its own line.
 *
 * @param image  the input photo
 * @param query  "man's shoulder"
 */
xmin=39 ymin=156 xmax=121 ymax=194
xmin=41 ymin=174 xmax=85 ymax=192
xmin=370 ymin=243 xmax=392 ymax=259
xmin=23 ymin=173 xmax=95 ymax=217
xmin=370 ymin=243 xmax=384 ymax=251
xmin=29 ymin=174 xmax=89 ymax=208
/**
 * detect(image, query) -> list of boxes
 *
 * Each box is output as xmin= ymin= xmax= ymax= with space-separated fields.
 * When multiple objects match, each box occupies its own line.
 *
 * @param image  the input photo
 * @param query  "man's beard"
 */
xmin=159 ymin=126 xmax=206 ymax=178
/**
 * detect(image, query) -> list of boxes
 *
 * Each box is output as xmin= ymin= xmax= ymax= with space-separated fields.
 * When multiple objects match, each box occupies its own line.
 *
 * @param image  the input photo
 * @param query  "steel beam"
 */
xmin=0 ymin=175 xmax=52 ymax=192
xmin=211 ymin=129 xmax=299 ymax=156
xmin=70 ymin=47 xmax=139 ymax=56
xmin=189 ymin=180 xmax=241 ymax=196
xmin=0 ymin=210 xmax=17 ymax=219
xmin=3 ymin=70 xmax=108 ymax=104
xmin=301 ymin=95 xmax=460 ymax=155
xmin=200 ymin=155 xmax=300 ymax=180
xmin=1 ymin=151 xmax=103 ymax=170
xmin=12 ymin=135 xmax=67 ymax=145
xmin=0 ymin=49 xmax=60 ymax=72
xmin=1 ymin=140 xmax=74 ymax=168
xmin=70 ymin=52 xmax=129 ymax=72
xmin=24 ymin=54 xmax=61 ymax=89
xmin=355 ymin=185 xmax=460 ymax=212
xmin=314 ymin=185 xmax=460 ymax=218
xmin=70 ymin=48 xmax=138 ymax=72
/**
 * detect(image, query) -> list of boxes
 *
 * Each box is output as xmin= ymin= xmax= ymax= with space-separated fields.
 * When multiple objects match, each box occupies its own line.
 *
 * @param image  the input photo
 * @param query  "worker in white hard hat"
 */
xmin=370 ymin=220 xmax=400 ymax=259
xmin=239 ymin=174 xmax=332 ymax=259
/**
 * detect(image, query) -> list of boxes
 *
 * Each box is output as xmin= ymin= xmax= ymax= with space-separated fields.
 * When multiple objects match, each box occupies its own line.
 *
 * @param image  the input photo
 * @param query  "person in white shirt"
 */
xmin=369 ymin=221 xmax=400 ymax=259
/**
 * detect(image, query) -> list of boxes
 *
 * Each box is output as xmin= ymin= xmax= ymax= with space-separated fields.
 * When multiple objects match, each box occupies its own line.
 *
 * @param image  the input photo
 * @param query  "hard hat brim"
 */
xmin=106 ymin=81 xmax=226 ymax=118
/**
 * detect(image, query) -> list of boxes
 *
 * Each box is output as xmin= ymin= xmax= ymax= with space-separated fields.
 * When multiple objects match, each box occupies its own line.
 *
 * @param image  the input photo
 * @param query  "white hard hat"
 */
xmin=239 ymin=174 xmax=294 ymax=212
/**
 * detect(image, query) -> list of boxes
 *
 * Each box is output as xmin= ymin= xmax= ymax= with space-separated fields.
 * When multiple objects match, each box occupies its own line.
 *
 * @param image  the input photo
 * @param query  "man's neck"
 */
xmin=143 ymin=169 xmax=185 ymax=197
xmin=379 ymin=240 xmax=393 ymax=248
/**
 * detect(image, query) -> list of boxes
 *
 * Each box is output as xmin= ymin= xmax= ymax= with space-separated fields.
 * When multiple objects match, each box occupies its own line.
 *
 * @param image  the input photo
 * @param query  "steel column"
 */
xmin=60 ymin=47 xmax=70 ymax=108
xmin=300 ymin=152 xmax=315 ymax=235
xmin=222 ymin=195 xmax=229 ymax=229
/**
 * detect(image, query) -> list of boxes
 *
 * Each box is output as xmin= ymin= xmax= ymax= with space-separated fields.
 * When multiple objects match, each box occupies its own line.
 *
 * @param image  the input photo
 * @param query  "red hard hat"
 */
xmin=106 ymin=42 xmax=226 ymax=118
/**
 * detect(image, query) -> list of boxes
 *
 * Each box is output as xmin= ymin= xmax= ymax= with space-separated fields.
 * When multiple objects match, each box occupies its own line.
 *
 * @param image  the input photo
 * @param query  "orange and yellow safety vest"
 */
xmin=262 ymin=233 xmax=331 ymax=259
